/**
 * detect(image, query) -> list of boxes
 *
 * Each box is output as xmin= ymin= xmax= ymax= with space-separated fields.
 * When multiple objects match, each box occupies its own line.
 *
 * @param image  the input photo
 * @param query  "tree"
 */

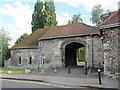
xmin=31 ymin=0 xmax=44 ymax=32
xmin=77 ymin=47 xmax=86 ymax=62
xmin=68 ymin=14 xmax=82 ymax=24
xmin=31 ymin=0 xmax=57 ymax=32
xmin=15 ymin=33 xmax=28 ymax=44
xmin=91 ymin=4 xmax=103 ymax=25
xmin=0 ymin=28 xmax=10 ymax=67
xmin=43 ymin=0 xmax=57 ymax=28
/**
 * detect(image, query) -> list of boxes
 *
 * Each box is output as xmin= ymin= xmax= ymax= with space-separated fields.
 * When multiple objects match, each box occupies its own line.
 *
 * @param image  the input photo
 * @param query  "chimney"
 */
xmin=101 ymin=12 xmax=115 ymax=22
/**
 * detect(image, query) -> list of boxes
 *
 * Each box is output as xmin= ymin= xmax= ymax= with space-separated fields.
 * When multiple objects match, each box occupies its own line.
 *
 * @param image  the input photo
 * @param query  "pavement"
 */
xmin=0 ymin=67 xmax=119 ymax=89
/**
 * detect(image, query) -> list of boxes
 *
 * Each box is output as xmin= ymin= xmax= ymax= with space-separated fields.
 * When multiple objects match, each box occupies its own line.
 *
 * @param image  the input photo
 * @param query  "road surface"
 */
xmin=1 ymin=79 xmax=101 ymax=90
xmin=1 ymin=79 xmax=70 ymax=88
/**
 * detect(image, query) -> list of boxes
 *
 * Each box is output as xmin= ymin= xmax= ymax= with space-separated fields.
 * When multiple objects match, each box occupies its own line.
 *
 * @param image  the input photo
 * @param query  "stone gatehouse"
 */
xmin=39 ymin=35 xmax=103 ymax=69
xmin=5 ymin=23 xmax=103 ymax=69
xmin=5 ymin=9 xmax=120 ymax=80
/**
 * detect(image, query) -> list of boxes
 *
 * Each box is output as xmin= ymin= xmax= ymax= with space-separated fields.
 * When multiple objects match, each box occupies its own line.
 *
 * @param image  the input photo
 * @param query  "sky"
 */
xmin=0 ymin=0 xmax=119 ymax=47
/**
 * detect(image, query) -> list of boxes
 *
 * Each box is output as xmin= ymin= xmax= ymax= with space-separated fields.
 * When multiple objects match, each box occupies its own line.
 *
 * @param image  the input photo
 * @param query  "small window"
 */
xmin=43 ymin=58 xmax=45 ymax=64
xmin=42 ymin=58 xmax=46 ymax=64
xmin=29 ymin=57 xmax=32 ymax=64
xmin=19 ymin=57 xmax=22 ymax=64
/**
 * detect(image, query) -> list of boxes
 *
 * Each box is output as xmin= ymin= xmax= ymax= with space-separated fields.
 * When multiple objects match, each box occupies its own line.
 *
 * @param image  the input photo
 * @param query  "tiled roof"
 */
xmin=99 ymin=9 xmax=120 ymax=26
xmin=40 ymin=23 xmax=99 ymax=39
xmin=11 ymin=23 xmax=99 ymax=49
xmin=11 ymin=28 xmax=48 ymax=48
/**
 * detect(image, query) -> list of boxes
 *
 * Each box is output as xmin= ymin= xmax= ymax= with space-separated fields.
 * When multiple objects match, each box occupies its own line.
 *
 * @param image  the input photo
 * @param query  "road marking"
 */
xmin=1 ymin=78 xmax=72 ymax=88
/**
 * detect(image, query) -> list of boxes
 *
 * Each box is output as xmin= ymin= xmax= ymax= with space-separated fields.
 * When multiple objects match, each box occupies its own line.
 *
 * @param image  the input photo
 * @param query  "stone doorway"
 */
xmin=65 ymin=42 xmax=85 ymax=67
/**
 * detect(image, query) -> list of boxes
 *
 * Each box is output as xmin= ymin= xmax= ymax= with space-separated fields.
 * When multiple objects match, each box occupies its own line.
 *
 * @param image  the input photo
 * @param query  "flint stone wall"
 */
xmin=39 ymin=36 xmax=103 ymax=69
xmin=103 ymin=27 xmax=120 ymax=79
xmin=5 ymin=35 xmax=103 ymax=70
xmin=5 ymin=48 xmax=38 ymax=69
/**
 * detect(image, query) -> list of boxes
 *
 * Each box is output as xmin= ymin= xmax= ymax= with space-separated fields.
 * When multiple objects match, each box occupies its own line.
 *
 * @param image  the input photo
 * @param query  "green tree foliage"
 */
xmin=15 ymin=33 xmax=28 ymax=44
xmin=43 ymin=0 xmax=57 ymax=28
xmin=0 ymin=28 xmax=10 ymax=67
xmin=68 ymin=14 xmax=82 ymax=24
xmin=31 ymin=0 xmax=57 ymax=32
xmin=77 ymin=47 xmax=85 ymax=62
xmin=31 ymin=0 xmax=44 ymax=32
xmin=91 ymin=4 xmax=103 ymax=25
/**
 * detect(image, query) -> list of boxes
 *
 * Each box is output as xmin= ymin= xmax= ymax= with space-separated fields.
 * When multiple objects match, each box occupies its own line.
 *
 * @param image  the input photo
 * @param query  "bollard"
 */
xmin=54 ymin=68 xmax=57 ymax=73
xmin=85 ymin=61 xmax=88 ymax=75
xmin=85 ymin=66 xmax=88 ymax=75
xmin=41 ymin=68 xmax=44 ymax=72
xmin=68 ymin=65 xmax=71 ymax=74
xmin=98 ymin=69 xmax=102 ymax=85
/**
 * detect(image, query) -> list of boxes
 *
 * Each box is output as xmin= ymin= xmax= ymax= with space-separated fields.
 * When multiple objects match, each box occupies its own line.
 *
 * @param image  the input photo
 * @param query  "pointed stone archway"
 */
xmin=61 ymin=39 xmax=87 ymax=67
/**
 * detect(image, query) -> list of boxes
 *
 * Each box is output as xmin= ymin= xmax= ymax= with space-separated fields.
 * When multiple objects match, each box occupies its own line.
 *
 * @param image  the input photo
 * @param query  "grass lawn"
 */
xmin=0 ymin=69 xmax=39 ymax=74
xmin=0 ymin=69 xmax=24 ymax=74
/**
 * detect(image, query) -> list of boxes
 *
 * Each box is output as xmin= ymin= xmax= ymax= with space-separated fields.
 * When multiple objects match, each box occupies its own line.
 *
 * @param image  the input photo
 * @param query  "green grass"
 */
xmin=0 ymin=69 xmax=24 ymax=74
xmin=0 ymin=69 xmax=39 ymax=74
xmin=30 ymin=69 xmax=39 ymax=72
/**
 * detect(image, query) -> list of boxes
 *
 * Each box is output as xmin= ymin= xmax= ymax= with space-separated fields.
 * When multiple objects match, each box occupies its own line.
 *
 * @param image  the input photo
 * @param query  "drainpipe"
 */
xmin=91 ymin=35 xmax=94 ymax=68
xmin=37 ymin=42 xmax=41 ymax=70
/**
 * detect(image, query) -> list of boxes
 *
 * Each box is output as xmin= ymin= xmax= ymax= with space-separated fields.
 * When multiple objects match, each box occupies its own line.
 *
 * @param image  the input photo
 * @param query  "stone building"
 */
xmin=5 ymin=23 xmax=103 ymax=69
xmin=99 ymin=9 xmax=120 ymax=79
xmin=5 ymin=8 xmax=120 ymax=80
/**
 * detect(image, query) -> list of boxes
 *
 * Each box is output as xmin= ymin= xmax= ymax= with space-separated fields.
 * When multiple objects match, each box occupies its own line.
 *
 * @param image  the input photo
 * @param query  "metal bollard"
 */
xmin=98 ymin=69 xmax=102 ymax=85
xmin=85 ymin=61 xmax=88 ymax=75
xmin=54 ymin=68 xmax=57 ymax=73
xmin=68 ymin=65 xmax=71 ymax=74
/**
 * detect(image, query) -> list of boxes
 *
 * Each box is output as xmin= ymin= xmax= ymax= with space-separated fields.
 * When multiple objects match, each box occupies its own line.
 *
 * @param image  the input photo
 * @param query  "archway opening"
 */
xmin=65 ymin=42 xmax=85 ymax=67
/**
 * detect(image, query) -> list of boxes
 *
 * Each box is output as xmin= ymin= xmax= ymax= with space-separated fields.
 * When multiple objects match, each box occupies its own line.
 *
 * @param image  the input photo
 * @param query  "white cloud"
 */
xmin=0 ymin=2 xmax=32 ymax=47
xmin=0 ymin=0 xmax=119 ymax=47
xmin=1 ymin=0 xmax=119 ymax=11
xmin=57 ymin=12 xmax=72 ymax=25
xmin=55 ymin=0 xmax=119 ymax=11
xmin=81 ymin=15 xmax=90 ymax=23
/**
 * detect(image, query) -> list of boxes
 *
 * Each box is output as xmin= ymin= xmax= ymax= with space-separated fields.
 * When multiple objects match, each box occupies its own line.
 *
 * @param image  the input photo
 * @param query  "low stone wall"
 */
xmin=4 ymin=58 xmax=11 ymax=68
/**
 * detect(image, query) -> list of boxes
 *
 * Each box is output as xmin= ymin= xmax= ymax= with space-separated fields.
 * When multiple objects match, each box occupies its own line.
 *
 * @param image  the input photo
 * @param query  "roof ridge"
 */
xmin=11 ymin=23 xmax=99 ymax=49
xmin=99 ymin=9 xmax=119 ymax=26
xmin=31 ymin=23 xmax=95 ymax=33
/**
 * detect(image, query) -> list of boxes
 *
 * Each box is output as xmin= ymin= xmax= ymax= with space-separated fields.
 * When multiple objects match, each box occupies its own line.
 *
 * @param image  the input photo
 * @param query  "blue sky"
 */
xmin=0 ymin=0 xmax=119 ymax=47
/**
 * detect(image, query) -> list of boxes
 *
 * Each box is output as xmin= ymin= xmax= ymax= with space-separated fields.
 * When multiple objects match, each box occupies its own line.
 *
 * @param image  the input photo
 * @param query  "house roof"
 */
xmin=11 ymin=23 xmax=99 ymax=49
xmin=11 ymin=28 xmax=48 ymax=48
xmin=99 ymin=9 xmax=120 ymax=26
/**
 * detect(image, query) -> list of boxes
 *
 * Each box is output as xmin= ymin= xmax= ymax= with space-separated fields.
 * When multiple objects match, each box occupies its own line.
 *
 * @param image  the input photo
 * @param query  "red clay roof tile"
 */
xmin=11 ymin=23 xmax=99 ymax=48
xmin=99 ymin=9 xmax=120 ymax=26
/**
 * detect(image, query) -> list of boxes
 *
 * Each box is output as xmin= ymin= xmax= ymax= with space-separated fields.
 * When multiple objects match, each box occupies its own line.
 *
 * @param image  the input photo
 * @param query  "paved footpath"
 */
xmin=0 ymin=68 xmax=119 ymax=89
